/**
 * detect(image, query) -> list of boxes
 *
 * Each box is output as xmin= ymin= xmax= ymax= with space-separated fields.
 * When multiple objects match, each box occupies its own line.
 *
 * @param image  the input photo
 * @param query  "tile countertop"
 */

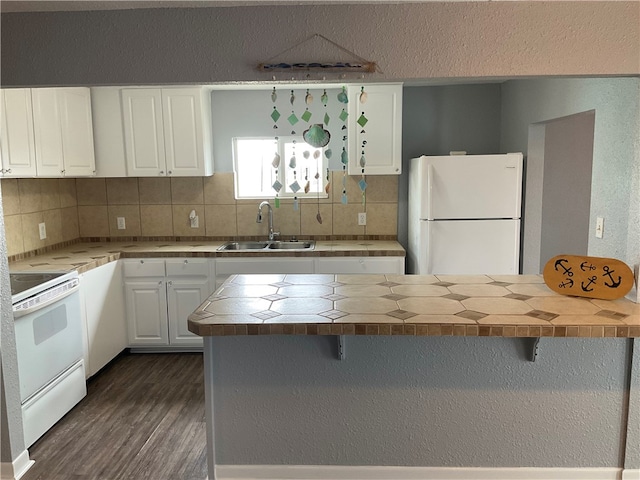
xmin=8 ymin=240 xmax=405 ymax=274
xmin=188 ymin=274 xmax=640 ymax=338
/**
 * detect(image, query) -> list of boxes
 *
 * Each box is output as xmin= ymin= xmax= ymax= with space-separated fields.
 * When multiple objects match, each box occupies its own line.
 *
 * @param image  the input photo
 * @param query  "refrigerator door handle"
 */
xmin=426 ymin=164 xmax=433 ymax=220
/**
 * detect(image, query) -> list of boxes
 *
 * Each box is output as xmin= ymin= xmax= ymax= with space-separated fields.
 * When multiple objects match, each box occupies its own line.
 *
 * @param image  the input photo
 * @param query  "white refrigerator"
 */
xmin=407 ymin=153 xmax=523 ymax=275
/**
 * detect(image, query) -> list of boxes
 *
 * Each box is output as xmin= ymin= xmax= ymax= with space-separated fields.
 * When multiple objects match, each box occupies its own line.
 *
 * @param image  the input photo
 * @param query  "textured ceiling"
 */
xmin=0 ymin=0 xmax=599 ymax=13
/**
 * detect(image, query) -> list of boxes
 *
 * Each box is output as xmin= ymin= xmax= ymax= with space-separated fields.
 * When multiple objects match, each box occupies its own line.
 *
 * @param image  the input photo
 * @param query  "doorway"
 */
xmin=522 ymin=110 xmax=596 ymax=274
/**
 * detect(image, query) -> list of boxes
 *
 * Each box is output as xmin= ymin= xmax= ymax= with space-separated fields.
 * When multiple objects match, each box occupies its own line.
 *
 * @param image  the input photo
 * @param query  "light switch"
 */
xmin=595 ymin=217 xmax=604 ymax=238
xmin=38 ymin=222 xmax=46 ymax=240
xmin=117 ymin=217 xmax=126 ymax=230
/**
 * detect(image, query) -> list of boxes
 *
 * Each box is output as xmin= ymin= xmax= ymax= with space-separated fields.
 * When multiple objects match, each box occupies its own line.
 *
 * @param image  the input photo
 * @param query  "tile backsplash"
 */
xmin=2 ymin=173 xmax=398 ymax=257
xmin=1 ymin=178 xmax=80 ymax=257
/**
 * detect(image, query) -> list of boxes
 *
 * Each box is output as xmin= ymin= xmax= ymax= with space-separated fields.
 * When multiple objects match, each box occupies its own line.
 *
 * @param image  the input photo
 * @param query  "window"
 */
xmin=233 ymin=136 xmax=328 ymax=199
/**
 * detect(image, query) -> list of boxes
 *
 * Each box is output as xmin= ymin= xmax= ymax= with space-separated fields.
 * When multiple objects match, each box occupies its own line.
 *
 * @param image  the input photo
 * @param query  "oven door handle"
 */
xmin=13 ymin=284 xmax=80 ymax=319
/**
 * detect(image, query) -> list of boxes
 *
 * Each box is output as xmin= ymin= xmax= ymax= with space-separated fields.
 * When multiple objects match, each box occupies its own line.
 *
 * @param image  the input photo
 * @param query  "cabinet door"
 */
xmin=0 ymin=89 xmax=37 ymax=177
xmin=121 ymin=89 xmax=166 ymax=176
xmin=81 ymin=261 xmax=127 ymax=378
xmin=315 ymin=257 xmax=405 ymax=274
xmin=162 ymin=88 xmax=210 ymax=176
xmin=166 ymin=278 xmax=207 ymax=346
xmin=125 ymin=279 xmax=169 ymax=345
xmin=348 ymin=84 xmax=402 ymax=175
xmin=91 ymin=87 xmax=128 ymax=177
xmin=58 ymin=88 xmax=96 ymax=176
xmin=31 ymin=88 xmax=65 ymax=176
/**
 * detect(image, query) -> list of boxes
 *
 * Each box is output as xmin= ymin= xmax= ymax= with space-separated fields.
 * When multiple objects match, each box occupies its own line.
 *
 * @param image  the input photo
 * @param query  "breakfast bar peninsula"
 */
xmin=188 ymin=273 xmax=639 ymax=480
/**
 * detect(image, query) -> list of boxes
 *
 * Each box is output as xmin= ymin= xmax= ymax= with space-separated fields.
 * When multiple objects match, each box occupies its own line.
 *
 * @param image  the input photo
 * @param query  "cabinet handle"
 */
xmin=184 ymin=259 xmax=188 ymax=264
xmin=158 ymin=281 xmax=163 ymax=286
xmin=167 ymin=281 xmax=173 ymax=286
xmin=61 ymin=169 xmax=65 ymax=175
xmin=168 ymin=171 xmax=172 ymax=175
xmin=6 ymin=168 xmax=11 ymax=173
xmin=140 ymin=259 xmax=144 ymax=264
xmin=160 ymin=170 xmax=165 ymax=175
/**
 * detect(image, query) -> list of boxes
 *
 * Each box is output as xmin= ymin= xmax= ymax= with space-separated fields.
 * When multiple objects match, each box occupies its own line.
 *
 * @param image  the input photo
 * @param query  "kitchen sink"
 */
xmin=218 ymin=241 xmax=269 ymax=250
xmin=267 ymin=241 xmax=315 ymax=250
xmin=218 ymin=240 xmax=315 ymax=251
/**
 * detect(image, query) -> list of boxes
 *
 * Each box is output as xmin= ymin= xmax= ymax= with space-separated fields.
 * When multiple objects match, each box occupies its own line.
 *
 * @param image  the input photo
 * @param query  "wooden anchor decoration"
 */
xmin=543 ymin=254 xmax=634 ymax=300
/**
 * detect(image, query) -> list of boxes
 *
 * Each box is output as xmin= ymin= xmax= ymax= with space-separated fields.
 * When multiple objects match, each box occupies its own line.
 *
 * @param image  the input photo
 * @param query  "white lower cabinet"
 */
xmin=123 ymin=258 xmax=213 ymax=348
xmin=315 ymin=257 xmax=405 ymax=274
xmin=80 ymin=261 xmax=127 ymax=378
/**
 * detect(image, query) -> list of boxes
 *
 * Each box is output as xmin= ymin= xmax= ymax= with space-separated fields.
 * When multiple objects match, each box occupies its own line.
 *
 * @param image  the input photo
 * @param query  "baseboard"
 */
xmin=0 ymin=450 xmax=34 ymax=480
xmin=214 ymin=465 xmax=626 ymax=480
xmin=622 ymin=469 xmax=640 ymax=480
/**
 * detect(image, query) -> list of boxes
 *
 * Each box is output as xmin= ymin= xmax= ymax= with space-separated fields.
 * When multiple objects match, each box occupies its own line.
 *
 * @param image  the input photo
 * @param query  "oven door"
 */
xmin=14 ymin=286 xmax=84 ymax=402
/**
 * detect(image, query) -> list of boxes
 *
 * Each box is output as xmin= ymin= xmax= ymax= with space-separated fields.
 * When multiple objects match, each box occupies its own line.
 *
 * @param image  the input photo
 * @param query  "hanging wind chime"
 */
xmin=357 ymin=86 xmax=369 ymax=208
xmin=270 ymin=87 xmax=282 ymax=208
xmin=338 ymin=86 xmax=349 ymax=204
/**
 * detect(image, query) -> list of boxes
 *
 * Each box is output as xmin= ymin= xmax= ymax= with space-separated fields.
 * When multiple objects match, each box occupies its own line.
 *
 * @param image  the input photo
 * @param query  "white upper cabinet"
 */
xmin=1 ymin=89 xmax=37 ymax=177
xmin=32 ymin=88 xmax=96 ymax=177
xmin=57 ymin=88 xmax=96 ymax=176
xmin=347 ymin=84 xmax=403 ymax=175
xmin=121 ymin=87 xmax=213 ymax=177
xmin=1 ymin=87 xmax=95 ymax=177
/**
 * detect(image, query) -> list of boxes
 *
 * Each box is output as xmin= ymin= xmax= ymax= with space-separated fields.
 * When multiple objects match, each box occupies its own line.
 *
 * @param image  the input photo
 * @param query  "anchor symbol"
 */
xmin=580 ymin=261 xmax=596 ymax=271
xmin=554 ymin=258 xmax=573 ymax=277
xmin=581 ymin=276 xmax=597 ymax=292
xmin=559 ymin=278 xmax=574 ymax=289
xmin=602 ymin=266 xmax=622 ymax=288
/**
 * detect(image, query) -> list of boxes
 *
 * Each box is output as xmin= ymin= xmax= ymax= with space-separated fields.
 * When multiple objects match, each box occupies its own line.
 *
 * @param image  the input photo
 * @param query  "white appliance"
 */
xmin=408 ymin=153 xmax=523 ymax=275
xmin=10 ymin=271 xmax=87 ymax=447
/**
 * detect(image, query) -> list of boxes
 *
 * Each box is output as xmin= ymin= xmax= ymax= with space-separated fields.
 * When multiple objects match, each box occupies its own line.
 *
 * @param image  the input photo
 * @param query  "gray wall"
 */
xmin=212 ymin=335 xmax=631 ymax=467
xmin=0 ymin=183 xmax=27 ymax=465
xmin=501 ymin=77 xmax=640 ymax=291
xmin=1 ymin=3 xmax=638 ymax=87
xmin=539 ymin=111 xmax=595 ymax=271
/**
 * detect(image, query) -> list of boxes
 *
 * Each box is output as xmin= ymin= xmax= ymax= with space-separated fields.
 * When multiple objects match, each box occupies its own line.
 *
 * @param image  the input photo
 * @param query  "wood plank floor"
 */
xmin=21 ymin=353 xmax=208 ymax=480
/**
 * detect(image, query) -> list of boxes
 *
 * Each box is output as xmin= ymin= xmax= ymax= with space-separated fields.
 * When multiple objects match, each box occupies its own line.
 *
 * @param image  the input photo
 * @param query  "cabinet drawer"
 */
xmin=123 ymin=259 xmax=165 ymax=278
xmin=165 ymin=258 xmax=210 ymax=277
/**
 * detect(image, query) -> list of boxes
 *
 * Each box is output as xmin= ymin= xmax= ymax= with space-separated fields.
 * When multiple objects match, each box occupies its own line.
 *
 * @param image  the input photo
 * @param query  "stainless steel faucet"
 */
xmin=256 ymin=201 xmax=279 ymax=241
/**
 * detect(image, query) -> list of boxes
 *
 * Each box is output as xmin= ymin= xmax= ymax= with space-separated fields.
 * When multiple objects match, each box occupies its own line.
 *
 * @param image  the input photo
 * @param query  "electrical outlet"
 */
xmin=38 ymin=222 xmax=46 ymax=240
xmin=190 ymin=215 xmax=199 ymax=228
xmin=117 ymin=217 xmax=126 ymax=230
xmin=595 ymin=217 xmax=604 ymax=238
xmin=358 ymin=212 xmax=367 ymax=226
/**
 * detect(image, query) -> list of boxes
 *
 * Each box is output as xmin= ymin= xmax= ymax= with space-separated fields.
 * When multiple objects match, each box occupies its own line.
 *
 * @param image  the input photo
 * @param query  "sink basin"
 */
xmin=218 ymin=240 xmax=315 ymax=251
xmin=267 ymin=241 xmax=315 ymax=250
xmin=218 ymin=241 xmax=269 ymax=251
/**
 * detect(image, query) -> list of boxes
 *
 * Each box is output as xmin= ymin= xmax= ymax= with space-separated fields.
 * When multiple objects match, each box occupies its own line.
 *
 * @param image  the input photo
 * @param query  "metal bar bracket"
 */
xmin=528 ymin=337 xmax=541 ymax=362
xmin=337 ymin=335 xmax=346 ymax=360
